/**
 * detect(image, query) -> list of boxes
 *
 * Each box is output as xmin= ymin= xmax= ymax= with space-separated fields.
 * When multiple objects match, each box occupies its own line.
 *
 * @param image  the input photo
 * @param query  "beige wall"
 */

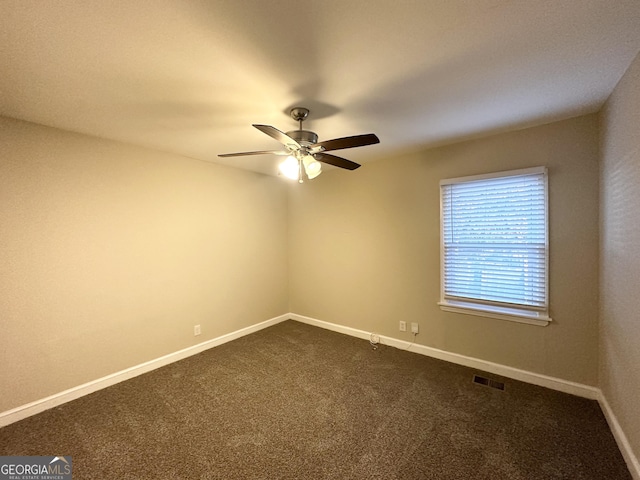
xmin=600 ymin=51 xmax=640 ymax=460
xmin=290 ymin=114 xmax=600 ymax=385
xmin=0 ymin=108 xmax=612 ymax=422
xmin=0 ymin=117 xmax=289 ymax=412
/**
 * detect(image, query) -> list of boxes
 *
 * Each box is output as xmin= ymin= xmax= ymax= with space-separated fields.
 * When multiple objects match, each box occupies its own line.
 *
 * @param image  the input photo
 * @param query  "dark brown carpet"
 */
xmin=0 ymin=320 xmax=631 ymax=479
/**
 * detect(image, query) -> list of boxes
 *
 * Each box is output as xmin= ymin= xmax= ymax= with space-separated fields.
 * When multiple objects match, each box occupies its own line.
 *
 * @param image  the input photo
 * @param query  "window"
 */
xmin=439 ymin=167 xmax=550 ymax=326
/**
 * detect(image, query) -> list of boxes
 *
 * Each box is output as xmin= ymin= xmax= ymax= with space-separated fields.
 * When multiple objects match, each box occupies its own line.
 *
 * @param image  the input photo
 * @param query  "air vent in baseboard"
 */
xmin=473 ymin=374 xmax=505 ymax=391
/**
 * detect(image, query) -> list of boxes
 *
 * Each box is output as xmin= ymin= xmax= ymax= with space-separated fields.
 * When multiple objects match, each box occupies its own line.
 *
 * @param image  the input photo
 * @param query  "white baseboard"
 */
xmin=0 ymin=314 xmax=290 ymax=428
xmin=597 ymin=392 xmax=640 ymax=480
xmin=290 ymin=313 xmax=639 ymax=478
xmin=290 ymin=313 xmax=599 ymax=399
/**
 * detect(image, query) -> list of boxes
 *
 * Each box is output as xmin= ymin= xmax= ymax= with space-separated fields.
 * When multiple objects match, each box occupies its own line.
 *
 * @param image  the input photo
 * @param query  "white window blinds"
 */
xmin=440 ymin=167 xmax=548 ymax=318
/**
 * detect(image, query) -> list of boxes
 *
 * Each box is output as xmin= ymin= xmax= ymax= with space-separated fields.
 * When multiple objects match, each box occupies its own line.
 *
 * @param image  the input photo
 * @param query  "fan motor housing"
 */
xmin=286 ymin=129 xmax=318 ymax=146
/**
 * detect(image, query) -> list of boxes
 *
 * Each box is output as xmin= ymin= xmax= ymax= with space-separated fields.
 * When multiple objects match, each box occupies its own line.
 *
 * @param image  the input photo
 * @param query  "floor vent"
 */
xmin=473 ymin=375 xmax=505 ymax=391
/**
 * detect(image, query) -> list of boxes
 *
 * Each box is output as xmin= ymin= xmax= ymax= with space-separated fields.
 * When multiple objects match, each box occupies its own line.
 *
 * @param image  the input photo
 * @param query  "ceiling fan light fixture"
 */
xmin=219 ymin=107 xmax=379 ymax=179
xmin=303 ymin=155 xmax=322 ymax=179
xmin=278 ymin=156 xmax=299 ymax=180
xmin=279 ymin=154 xmax=322 ymax=182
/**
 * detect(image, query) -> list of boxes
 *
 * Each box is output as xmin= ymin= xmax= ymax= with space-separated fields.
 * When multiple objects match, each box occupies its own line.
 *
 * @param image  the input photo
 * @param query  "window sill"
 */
xmin=438 ymin=300 xmax=551 ymax=326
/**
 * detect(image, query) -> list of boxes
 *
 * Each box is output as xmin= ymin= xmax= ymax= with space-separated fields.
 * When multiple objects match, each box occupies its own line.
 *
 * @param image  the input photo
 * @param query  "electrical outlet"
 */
xmin=411 ymin=322 xmax=419 ymax=334
xmin=399 ymin=321 xmax=407 ymax=332
xmin=194 ymin=324 xmax=201 ymax=336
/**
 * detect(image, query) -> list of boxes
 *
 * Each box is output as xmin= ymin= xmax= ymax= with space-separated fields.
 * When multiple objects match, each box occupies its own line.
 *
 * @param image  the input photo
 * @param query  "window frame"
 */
xmin=438 ymin=166 xmax=551 ymax=326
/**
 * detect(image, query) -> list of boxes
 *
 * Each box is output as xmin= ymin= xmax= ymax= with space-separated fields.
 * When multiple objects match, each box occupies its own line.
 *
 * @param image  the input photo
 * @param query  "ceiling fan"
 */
xmin=219 ymin=107 xmax=380 ymax=182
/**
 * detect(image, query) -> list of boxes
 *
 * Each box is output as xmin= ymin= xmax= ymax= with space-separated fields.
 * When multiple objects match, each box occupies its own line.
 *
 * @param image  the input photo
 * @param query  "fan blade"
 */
xmin=218 ymin=150 xmax=288 ymax=158
xmin=253 ymin=124 xmax=301 ymax=149
xmin=312 ymin=133 xmax=379 ymax=152
xmin=314 ymin=153 xmax=361 ymax=170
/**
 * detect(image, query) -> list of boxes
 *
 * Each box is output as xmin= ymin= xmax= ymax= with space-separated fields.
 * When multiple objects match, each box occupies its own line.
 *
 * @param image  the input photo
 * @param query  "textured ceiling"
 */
xmin=2 ymin=0 xmax=640 ymax=176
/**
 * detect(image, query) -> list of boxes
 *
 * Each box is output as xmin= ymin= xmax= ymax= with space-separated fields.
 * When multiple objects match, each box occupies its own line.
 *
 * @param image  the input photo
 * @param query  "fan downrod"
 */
xmin=287 ymin=107 xmax=317 ymax=145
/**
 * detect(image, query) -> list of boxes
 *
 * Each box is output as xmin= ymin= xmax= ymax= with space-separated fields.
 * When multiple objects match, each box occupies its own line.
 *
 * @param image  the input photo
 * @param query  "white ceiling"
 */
xmin=2 ymin=0 xmax=640 ymax=176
